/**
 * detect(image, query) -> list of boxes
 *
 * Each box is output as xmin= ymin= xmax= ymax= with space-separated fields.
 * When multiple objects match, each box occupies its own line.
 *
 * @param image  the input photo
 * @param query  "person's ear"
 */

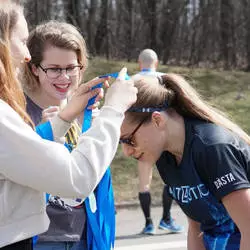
xmin=155 ymin=60 xmax=159 ymax=69
xmin=31 ymin=64 xmax=39 ymax=76
xmin=139 ymin=61 xmax=142 ymax=70
xmin=151 ymin=111 xmax=165 ymax=129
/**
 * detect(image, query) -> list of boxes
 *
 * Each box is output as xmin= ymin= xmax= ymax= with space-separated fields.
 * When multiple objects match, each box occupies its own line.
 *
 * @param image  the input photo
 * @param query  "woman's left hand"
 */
xmin=41 ymin=106 xmax=60 ymax=123
xmin=59 ymin=76 xmax=109 ymax=122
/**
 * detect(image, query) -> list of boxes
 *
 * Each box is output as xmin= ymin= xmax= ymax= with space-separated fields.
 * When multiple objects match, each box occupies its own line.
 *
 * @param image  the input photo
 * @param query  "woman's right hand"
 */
xmin=104 ymin=67 xmax=137 ymax=113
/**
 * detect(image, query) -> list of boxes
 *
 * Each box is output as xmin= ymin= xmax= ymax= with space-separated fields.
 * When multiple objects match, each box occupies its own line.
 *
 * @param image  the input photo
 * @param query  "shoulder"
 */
xmin=155 ymin=72 xmax=166 ymax=76
xmin=25 ymin=95 xmax=43 ymax=125
xmin=25 ymin=95 xmax=42 ymax=113
xmin=132 ymin=71 xmax=166 ymax=77
xmin=0 ymin=100 xmax=20 ymax=119
xmin=186 ymin=118 xmax=250 ymax=165
xmin=0 ymin=99 xmax=32 ymax=135
xmin=187 ymin=119 xmax=250 ymax=173
xmin=132 ymin=73 xmax=142 ymax=81
xmin=187 ymin=119 xmax=237 ymax=147
xmin=0 ymin=99 xmax=11 ymax=110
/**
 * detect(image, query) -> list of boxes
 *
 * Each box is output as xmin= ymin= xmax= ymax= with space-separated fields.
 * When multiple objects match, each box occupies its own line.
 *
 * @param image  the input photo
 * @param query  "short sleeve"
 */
xmin=193 ymin=139 xmax=250 ymax=201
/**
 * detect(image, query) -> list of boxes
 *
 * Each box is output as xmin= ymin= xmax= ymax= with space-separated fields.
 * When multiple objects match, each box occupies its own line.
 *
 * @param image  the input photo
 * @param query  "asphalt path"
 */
xmin=115 ymin=205 xmax=188 ymax=250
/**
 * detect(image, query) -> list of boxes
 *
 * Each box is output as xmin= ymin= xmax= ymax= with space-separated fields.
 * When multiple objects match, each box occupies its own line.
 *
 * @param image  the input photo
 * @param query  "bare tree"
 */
xmin=24 ymin=0 xmax=53 ymax=28
xmin=86 ymin=0 xmax=98 ymax=55
xmin=160 ymin=0 xmax=187 ymax=64
xmin=241 ymin=0 xmax=250 ymax=70
xmin=139 ymin=0 xmax=157 ymax=50
xmin=94 ymin=0 xmax=109 ymax=56
xmin=220 ymin=0 xmax=235 ymax=69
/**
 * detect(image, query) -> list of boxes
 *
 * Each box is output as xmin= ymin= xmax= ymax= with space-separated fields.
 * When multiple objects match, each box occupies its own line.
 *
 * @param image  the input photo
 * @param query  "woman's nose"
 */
xmin=24 ymin=45 xmax=31 ymax=62
xmin=59 ymin=70 xmax=70 ymax=80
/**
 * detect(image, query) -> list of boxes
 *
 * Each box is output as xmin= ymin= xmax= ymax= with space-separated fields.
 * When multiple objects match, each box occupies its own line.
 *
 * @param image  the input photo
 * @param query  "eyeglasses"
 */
xmin=38 ymin=64 xmax=83 ymax=79
xmin=119 ymin=118 xmax=147 ymax=147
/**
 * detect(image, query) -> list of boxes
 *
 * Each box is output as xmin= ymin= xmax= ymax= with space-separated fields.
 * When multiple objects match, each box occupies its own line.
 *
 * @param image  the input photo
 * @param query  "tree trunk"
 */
xmin=220 ymin=0 xmax=233 ymax=69
xmin=94 ymin=0 xmax=109 ymax=55
xmin=87 ymin=0 xmax=98 ymax=55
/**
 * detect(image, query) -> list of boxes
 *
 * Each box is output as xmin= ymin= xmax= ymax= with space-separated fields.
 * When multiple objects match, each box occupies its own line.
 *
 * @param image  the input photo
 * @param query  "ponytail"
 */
xmin=128 ymin=73 xmax=250 ymax=145
xmin=162 ymin=74 xmax=250 ymax=145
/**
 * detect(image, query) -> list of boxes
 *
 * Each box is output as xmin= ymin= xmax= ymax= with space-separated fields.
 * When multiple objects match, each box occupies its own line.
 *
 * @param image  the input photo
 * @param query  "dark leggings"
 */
xmin=162 ymin=185 xmax=173 ymax=222
xmin=139 ymin=185 xmax=173 ymax=225
xmin=1 ymin=239 xmax=33 ymax=250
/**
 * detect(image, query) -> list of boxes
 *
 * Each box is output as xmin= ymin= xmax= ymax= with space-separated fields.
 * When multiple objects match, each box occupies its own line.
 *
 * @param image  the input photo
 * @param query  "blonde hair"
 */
xmin=127 ymin=74 xmax=250 ymax=145
xmin=0 ymin=1 xmax=33 ymax=126
xmin=23 ymin=20 xmax=88 ymax=92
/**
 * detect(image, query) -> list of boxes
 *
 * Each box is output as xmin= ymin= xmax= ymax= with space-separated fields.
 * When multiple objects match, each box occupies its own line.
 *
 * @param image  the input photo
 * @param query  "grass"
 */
xmin=84 ymin=57 xmax=250 ymax=204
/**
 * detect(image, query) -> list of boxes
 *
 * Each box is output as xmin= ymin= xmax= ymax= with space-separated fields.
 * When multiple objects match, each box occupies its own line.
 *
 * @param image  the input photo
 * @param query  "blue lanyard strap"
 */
xmin=82 ymin=72 xmax=130 ymax=133
xmin=83 ymin=72 xmax=130 ymax=250
xmin=82 ymin=82 xmax=102 ymax=133
xmin=141 ymin=68 xmax=154 ymax=72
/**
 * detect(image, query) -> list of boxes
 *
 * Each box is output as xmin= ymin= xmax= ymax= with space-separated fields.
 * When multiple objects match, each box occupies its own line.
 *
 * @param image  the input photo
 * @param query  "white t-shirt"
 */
xmin=133 ymin=68 xmax=165 ymax=78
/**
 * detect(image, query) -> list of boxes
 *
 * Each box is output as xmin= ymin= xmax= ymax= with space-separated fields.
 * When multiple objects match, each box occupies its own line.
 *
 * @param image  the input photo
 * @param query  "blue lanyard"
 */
xmin=141 ymin=68 xmax=155 ymax=72
xmin=82 ymin=72 xmax=130 ymax=250
xmin=82 ymin=72 xmax=130 ymax=133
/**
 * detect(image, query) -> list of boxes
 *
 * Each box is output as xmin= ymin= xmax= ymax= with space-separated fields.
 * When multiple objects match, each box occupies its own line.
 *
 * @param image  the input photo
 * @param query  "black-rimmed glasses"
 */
xmin=119 ymin=117 xmax=148 ymax=147
xmin=38 ymin=64 xmax=83 ymax=79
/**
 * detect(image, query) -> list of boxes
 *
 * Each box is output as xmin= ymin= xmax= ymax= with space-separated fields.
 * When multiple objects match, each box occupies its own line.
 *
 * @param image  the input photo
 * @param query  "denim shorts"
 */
xmin=33 ymin=241 xmax=87 ymax=250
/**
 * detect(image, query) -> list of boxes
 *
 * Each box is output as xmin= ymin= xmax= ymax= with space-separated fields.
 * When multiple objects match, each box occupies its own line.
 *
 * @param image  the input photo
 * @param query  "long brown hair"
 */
xmin=0 ymin=1 xmax=33 ymax=126
xmin=23 ymin=20 xmax=88 ymax=92
xmin=127 ymin=74 xmax=250 ymax=145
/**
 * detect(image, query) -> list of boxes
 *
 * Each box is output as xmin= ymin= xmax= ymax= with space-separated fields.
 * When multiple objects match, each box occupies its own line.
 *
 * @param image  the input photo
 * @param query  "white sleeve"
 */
xmin=49 ymin=115 xmax=72 ymax=143
xmin=0 ymin=100 xmax=123 ymax=199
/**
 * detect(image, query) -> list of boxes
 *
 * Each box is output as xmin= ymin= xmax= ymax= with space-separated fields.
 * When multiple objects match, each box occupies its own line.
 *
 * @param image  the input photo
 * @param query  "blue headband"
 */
xmin=128 ymin=100 xmax=168 ymax=113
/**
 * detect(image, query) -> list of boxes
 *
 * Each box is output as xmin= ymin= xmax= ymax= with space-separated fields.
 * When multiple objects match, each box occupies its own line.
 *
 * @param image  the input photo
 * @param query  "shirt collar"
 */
xmin=141 ymin=68 xmax=156 ymax=72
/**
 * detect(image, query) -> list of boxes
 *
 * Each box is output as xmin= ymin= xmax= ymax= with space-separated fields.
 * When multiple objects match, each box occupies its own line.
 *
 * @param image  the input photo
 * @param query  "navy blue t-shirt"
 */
xmin=156 ymin=118 xmax=250 ymax=250
xmin=25 ymin=95 xmax=87 ymax=244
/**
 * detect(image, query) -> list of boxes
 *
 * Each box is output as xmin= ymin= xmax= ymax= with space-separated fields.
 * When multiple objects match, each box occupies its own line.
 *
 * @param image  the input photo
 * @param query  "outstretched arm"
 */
xmin=187 ymin=217 xmax=205 ymax=250
xmin=222 ymin=188 xmax=250 ymax=250
xmin=0 ymin=68 xmax=137 ymax=199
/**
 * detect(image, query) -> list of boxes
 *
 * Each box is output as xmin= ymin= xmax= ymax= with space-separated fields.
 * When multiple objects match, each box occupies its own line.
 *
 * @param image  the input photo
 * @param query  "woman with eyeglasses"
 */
xmin=120 ymin=75 xmax=250 ymax=250
xmin=0 ymin=2 xmax=137 ymax=249
xmin=22 ymin=20 xmax=116 ymax=250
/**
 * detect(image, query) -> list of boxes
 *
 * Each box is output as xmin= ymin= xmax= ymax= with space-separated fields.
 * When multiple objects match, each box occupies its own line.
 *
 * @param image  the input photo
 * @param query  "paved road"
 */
xmin=115 ymin=205 xmax=188 ymax=250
